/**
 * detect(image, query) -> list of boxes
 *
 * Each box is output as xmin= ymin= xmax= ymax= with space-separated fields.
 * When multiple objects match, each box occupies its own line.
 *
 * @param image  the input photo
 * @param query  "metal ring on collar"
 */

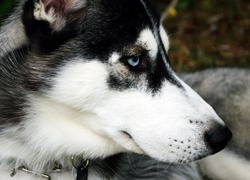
xmin=71 ymin=157 xmax=89 ymax=170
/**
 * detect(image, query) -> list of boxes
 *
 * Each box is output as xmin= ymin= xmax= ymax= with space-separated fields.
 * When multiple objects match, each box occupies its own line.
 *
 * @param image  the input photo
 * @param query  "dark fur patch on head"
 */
xmin=148 ymin=53 xmax=183 ymax=92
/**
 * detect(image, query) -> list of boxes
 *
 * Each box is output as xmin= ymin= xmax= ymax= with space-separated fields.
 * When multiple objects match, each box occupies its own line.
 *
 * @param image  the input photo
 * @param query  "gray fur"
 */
xmin=114 ymin=155 xmax=201 ymax=180
xmin=90 ymin=153 xmax=202 ymax=180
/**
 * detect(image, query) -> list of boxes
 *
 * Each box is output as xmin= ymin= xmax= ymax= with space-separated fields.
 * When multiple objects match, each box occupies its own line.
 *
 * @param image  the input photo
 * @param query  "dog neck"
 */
xmin=0 ymin=95 xmax=121 ymax=179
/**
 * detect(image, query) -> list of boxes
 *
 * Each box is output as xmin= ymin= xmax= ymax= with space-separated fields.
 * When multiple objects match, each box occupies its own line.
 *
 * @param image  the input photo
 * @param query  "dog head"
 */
xmin=19 ymin=0 xmax=232 ymax=163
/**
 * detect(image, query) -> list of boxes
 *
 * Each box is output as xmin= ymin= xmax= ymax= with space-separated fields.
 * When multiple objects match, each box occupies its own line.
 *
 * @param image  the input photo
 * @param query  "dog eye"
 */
xmin=121 ymin=55 xmax=148 ymax=72
xmin=127 ymin=57 xmax=140 ymax=67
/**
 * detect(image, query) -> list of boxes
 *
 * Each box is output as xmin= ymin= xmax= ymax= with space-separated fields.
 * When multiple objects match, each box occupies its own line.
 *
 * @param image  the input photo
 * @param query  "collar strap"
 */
xmin=76 ymin=161 xmax=89 ymax=180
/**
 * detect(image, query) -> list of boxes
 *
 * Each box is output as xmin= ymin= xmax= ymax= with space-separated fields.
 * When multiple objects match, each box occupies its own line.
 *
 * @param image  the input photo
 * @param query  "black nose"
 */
xmin=205 ymin=126 xmax=232 ymax=154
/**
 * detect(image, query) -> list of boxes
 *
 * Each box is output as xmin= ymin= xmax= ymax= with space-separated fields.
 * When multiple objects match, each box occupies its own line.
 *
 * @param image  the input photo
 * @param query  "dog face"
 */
xmin=19 ymin=0 xmax=231 ymax=163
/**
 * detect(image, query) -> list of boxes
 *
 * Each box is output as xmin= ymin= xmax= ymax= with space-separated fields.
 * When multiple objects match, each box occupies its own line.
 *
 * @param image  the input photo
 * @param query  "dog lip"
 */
xmin=121 ymin=130 xmax=133 ymax=139
xmin=120 ymin=130 xmax=146 ymax=154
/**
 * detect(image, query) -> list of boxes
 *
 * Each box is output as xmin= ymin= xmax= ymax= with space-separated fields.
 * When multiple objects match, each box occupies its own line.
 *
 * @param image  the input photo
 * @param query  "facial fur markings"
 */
xmin=133 ymin=0 xmax=183 ymax=90
xmin=107 ymin=27 xmax=180 ymax=92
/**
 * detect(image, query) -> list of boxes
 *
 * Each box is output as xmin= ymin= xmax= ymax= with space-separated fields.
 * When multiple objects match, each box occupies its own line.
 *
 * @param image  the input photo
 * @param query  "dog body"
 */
xmin=0 ymin=0 xmax=231 ymax=179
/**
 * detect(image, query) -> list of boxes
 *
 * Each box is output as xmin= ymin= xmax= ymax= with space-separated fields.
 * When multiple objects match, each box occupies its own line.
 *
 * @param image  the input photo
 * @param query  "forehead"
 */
xmin=109 ymin=28 xmax=158 ymax=64
xmin=79 ymin=0 xmax=160 ymax=58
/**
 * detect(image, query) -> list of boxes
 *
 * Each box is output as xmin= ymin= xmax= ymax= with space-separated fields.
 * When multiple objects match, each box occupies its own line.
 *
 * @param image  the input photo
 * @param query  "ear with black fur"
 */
xmin=22 ymin=0 xmax=87 ymax=52
xmin=33 ymin=0 xmax=87 ymax=31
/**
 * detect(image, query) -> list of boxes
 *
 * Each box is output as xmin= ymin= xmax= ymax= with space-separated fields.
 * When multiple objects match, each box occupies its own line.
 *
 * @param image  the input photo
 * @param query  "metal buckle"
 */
xmin=10 ymin=167 xmax=51 ymax=179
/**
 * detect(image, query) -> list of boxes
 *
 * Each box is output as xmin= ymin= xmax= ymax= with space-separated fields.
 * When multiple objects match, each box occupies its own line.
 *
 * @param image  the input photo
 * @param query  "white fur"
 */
xmin=160 ymin=25 xmax=170 ymax=52
xmin=109 ymin=53 xmax=120 ymax=64
xmin=137 ymin=28 xmax=158 ymax=58
xmin=200 ymin=150 xmax=250 ymax=180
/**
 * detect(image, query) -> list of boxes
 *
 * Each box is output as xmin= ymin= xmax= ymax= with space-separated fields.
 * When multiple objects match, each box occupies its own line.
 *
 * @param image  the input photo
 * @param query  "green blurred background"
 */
xmin=0 ymin=0 xmax=249 ymax=72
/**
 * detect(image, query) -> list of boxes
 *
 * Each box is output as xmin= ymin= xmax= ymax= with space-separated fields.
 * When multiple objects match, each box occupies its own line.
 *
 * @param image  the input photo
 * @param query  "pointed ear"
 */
xmin=33 ymin=0 xmax=87 ymax=31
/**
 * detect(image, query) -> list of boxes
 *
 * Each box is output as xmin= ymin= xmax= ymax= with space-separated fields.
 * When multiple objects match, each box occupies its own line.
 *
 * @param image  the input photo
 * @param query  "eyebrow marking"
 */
xmin=122 ymin=45 xmax=145 ymax=57
xmin=109 ymin=52 xmax=120 ymax=64
xmin=136 ymin=28 xmax=158 ymax=58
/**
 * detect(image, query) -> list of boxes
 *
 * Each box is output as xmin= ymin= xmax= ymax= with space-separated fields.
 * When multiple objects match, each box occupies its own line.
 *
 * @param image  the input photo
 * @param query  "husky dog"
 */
xmin=181 ymin=68 xmax=250 ymax=180
xmin=0 ymin=0 xmax=232 ymax=179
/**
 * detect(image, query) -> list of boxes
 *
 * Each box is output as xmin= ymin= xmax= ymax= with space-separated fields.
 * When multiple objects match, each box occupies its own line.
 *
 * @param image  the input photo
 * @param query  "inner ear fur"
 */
xmin=33 ymin=0 xmax=87 ymax=31
xmin=21 ymin=0 xmax=88 ymax=53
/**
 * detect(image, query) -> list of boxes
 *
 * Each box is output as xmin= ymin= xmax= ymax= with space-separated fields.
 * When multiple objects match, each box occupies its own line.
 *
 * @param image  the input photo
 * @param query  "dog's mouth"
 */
xmin=121 ymin=131 xmax=133 ymax=139
xmin=120 ymin=131 xmax=145 ymax=154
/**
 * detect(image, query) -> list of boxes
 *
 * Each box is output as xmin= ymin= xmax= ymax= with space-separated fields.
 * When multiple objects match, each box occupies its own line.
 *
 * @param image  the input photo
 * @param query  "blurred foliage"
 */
xmin=151 ymin=0 xmax=250 ymax=72
xmin=0 ymin=0 xmax=14 ymax=23
xmin=1 ymin=0 xmax=250 ymax=72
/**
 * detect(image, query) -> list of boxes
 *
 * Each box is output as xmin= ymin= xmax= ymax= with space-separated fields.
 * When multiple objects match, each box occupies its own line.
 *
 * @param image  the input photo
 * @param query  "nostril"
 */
xmin=205 ymin=126 xmax=232 ymax=154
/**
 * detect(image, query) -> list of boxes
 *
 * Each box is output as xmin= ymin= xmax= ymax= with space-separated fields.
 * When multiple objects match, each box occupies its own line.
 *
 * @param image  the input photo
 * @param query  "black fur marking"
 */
xmin=78 ymin=0 xmax=151 ymax=59
xmin=148 ymin=53 xmax=183 ymax=92
xmin=108 ymin=75 xmax=133 ymax=90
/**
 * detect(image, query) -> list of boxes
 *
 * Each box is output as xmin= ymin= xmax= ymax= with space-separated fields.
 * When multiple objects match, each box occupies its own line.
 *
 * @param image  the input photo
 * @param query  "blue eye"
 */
xmin=127 ymin=57 xmax=140 ymax=67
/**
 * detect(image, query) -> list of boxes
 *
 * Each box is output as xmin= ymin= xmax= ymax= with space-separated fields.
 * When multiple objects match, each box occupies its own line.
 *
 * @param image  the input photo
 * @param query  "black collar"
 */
xmin=76 ymin=163 xmax=89 ymax=180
